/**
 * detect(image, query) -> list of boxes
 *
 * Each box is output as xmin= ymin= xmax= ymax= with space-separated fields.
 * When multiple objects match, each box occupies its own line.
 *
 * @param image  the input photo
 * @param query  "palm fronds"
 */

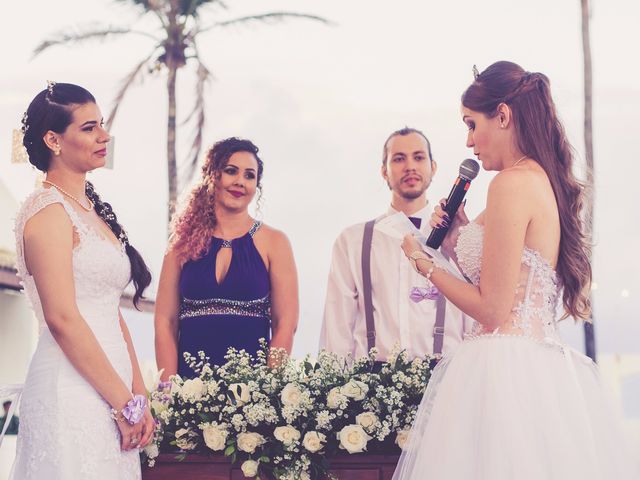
xmin=181 ymin=57 xmax=213 ymax=184
xmin=32 ymin=0 xmax=330 ymax=224
xmin=106 ymin=48 xmax=161 ymax=129
xmin=201 ymin=12 xmax=332 ymax=32
xmin=33 ymin=25 xmax=158 ymax=57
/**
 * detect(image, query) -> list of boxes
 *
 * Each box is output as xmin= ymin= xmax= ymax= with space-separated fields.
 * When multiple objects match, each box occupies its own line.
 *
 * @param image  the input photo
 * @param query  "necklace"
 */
xmin=43 ymin=180 xmax=94 ymax=212
xmin=512 ymin=155 xmax=527 ymax=168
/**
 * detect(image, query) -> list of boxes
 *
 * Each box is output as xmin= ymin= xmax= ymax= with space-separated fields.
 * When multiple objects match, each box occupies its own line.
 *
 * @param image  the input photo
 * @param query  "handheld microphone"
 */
xmin=426 ymin=158 xmax=480 ymax=249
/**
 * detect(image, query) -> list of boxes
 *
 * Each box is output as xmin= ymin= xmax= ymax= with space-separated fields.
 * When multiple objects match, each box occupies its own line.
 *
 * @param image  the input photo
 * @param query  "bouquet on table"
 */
xmin=144 ymin=340 xmax=432 ymax=479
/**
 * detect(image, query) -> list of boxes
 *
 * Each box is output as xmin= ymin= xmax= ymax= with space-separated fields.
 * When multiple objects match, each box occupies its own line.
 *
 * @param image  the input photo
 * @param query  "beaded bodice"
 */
xmin=454 ymin=222 xmax=561 ymax=341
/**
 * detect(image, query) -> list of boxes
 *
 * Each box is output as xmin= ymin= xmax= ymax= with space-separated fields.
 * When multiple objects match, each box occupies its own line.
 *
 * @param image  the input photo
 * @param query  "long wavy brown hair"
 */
xmin=169 ymin=137 xmax=264 ymax=264
xmin=462 ymin=61 xmax=591 ymax=320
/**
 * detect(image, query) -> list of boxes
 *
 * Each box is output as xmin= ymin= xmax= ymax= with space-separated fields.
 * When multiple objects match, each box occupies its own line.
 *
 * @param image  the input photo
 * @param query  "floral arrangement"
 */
xmin=144 ymin=342 xmax=432 ymax=479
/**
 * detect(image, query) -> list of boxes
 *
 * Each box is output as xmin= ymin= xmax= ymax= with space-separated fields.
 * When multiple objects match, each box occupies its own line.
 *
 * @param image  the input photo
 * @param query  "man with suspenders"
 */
xmin=319 ymin=127 xmax=469 ymax=367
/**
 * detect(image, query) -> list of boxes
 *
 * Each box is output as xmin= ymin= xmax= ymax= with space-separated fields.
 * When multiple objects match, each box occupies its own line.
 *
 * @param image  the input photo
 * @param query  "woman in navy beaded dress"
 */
xmin=154 ymin=138 xmax=299 ymax=379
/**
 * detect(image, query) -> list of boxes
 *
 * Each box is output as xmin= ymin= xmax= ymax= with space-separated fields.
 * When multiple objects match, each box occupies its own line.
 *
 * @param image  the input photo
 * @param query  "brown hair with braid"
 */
xmin=169 ymin=137 xmax=264 ymax=264
xmin=85 ymin=182 xmax=151 ymax=307
xmin=21 ymin=83 xmax=152 ymax=308
xmin=462 ymin=61 xmax=591 ymax=320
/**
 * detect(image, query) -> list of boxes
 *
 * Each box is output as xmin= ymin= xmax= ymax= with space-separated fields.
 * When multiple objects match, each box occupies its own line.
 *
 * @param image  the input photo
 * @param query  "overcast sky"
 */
xmin=0 ymin=0 xmax=638 ymax=360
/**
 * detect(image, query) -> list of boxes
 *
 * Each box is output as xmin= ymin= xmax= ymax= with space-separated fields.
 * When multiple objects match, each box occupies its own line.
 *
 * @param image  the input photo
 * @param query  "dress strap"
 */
xmin=248 ymin=220 xmax=263 ymax=237
xmin=14 ymin=188 xmax=88 ymax=278
xmin=221 ymin=221 xmax=263 ymax=248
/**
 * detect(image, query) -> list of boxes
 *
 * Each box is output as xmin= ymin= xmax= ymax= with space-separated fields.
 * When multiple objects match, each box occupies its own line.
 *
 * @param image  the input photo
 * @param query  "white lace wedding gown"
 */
xmin=393 ymin=222 xmax=639 ymax=480
xmin=10 ymin=188 xmax=141 ymax=479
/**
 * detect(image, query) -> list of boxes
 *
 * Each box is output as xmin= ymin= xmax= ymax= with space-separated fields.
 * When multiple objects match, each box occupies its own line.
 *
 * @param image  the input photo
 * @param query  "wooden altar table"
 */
xmin=143 ymin=453 xmax=401 ymax=480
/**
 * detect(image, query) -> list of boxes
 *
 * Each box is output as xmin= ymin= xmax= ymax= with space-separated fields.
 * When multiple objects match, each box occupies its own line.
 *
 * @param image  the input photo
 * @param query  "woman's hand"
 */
xmin=401 ymin=234 xmax=423 ymax=259
xmin=115 ymin=414 xmax=146 ymax=451
xmin=431 ymin=198 xmax=470 ymax=256
xmin=138 ymin=408 xmax=156 ymax=449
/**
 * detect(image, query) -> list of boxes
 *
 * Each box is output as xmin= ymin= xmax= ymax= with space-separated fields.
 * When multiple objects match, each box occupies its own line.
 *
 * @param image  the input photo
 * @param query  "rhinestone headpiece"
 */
xmin=46 ymin=80 xmax=56 ymax=97
xmin=472 ymin=65 xmax=480 ymax=80
xmin=20 ymin=112 xmax=29 ymax=134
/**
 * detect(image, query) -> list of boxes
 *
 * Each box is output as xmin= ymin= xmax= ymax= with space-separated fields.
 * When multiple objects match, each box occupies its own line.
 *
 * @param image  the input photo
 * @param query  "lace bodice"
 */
xmin=454 ymin=222 xmax=561 ymax=341
xmin=14 ymin=187 xmax=130 ymax=333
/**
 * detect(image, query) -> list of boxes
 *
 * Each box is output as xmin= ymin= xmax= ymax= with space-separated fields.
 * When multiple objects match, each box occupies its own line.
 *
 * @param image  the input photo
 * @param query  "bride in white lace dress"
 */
xmin=9 ymin=83 xmax=154 ymax=479
xmin=395 ymin=62 xmax=639 ymax=479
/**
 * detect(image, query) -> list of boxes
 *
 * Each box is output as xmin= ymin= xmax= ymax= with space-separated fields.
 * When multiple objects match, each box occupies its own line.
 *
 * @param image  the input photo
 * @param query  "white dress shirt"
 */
xmin=320 ymin=204 xmax=470 ymax=361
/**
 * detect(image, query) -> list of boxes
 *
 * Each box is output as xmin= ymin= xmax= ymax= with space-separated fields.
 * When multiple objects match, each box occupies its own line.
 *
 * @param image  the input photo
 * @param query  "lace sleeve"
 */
xmin=14 ymin=188 xmax=85 ymax=279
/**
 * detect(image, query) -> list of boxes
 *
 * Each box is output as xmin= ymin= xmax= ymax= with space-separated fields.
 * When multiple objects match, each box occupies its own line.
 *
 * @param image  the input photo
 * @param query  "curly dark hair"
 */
xmin=170 ymin=137 xmax=264 ymax=263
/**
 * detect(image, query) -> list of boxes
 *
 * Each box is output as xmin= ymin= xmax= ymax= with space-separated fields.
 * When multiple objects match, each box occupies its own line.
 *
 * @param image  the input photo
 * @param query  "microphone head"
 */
xmin=459 ymin=158 xmax=480 ymax=180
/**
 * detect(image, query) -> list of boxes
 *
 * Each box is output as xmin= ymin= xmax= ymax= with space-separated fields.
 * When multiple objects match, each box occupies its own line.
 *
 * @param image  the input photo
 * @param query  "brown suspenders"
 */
xmin=362 ymin=220 xmax=377 ymax=352
xmin=361 ymin=219 xmax=447 ymax=357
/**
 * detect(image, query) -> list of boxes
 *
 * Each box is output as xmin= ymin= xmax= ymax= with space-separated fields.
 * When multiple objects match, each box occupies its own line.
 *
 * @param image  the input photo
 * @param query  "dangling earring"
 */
xmin=54 ymin=147 xmax=61 ymax=156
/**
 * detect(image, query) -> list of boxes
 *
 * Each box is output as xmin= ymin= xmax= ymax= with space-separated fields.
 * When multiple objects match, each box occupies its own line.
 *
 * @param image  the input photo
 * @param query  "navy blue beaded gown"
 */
xmin=177 ymin=221 xmax=271 ymax=378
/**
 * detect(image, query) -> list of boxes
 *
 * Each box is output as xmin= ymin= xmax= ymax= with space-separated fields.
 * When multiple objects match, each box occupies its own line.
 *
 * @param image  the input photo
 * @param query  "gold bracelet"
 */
xmin=408 ymin=250 xmax=434 ymax=277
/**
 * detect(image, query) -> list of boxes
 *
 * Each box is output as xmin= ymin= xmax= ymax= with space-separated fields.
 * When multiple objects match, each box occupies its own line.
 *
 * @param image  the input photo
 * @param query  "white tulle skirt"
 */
xmin=392 ymin=335 xmax=639 ymax=480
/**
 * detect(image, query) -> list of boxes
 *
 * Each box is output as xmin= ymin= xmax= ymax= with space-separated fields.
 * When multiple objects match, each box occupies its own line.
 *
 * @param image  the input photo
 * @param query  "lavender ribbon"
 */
xmin=122 ymin=394 xmax=147 ymax=425
xmin=409 ymin=286 xmax=439 ymax=302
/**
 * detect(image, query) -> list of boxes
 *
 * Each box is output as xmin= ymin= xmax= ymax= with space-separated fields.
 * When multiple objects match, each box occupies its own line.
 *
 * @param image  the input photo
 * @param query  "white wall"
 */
xmin=0 ymin=291 xmax=36 ymax=480
xmin=0 ymin=290 xmax=38 ymax=384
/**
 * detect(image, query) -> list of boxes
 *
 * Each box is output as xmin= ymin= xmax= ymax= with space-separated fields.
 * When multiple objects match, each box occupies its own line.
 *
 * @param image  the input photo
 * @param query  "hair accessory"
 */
xmin=46 ymin=80 xmax=56 ymax=97
xmin=472 ymin=64 xmax=480 ymax=80
xmin=11 ymin=129 xmax=29 ymax=164
xmin=20 ymin=112 xmax=29 ymax=134
xmin=118 ymin=230 xmax=130 ymax=247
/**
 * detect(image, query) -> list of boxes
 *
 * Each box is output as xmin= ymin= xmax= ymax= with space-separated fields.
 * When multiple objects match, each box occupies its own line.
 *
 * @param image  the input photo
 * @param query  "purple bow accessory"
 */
xmin=410 ymin=286 xmax=439 ymax=302
xmin=122 ymin=394 xmax=147 ymax=425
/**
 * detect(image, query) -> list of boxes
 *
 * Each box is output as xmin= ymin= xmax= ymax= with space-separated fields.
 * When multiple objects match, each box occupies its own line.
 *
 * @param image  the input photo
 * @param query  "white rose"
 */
xmin=326 ymin=387 xmax=345 ymax=409
xmin=241 ymin=459 xmax=259 ymax=478
xmin=201 ymin=423 xmax=227 ymax=451
xmin=341 ymin=380 xmax=368 ymax=401
xmin=395 ymin=429 xmax=410 ymax=450
xmin=175 ymin=428 xmax=198 ymax=450
xmin=302 ymin=431 xmax=326 ymax=453
xmin=355 ymin=412 xmax=379 ymax=433
xmin=237 ymin=432 xmax=266 ymax=454
xmin=180 ymin=378 xmax=206 ymax=401
xmin=337 ymin=424 xmax=371 ymax=454
xmin=273 ymin=425 xmax=301 ymax=446
xmin=143 ymin=442 xmax=159 ymax=459
xmin=228 ymin=383 xmax=251 ymax=405
xmin=280 ymin=383 xmax=303 ymax=407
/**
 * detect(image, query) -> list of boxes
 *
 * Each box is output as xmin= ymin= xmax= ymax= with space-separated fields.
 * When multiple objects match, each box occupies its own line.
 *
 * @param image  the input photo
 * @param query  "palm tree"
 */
xmin=580 ymin=0 xmax=596 ymax=362
xmin=34 ymin=0 xmax=329 ymax=225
